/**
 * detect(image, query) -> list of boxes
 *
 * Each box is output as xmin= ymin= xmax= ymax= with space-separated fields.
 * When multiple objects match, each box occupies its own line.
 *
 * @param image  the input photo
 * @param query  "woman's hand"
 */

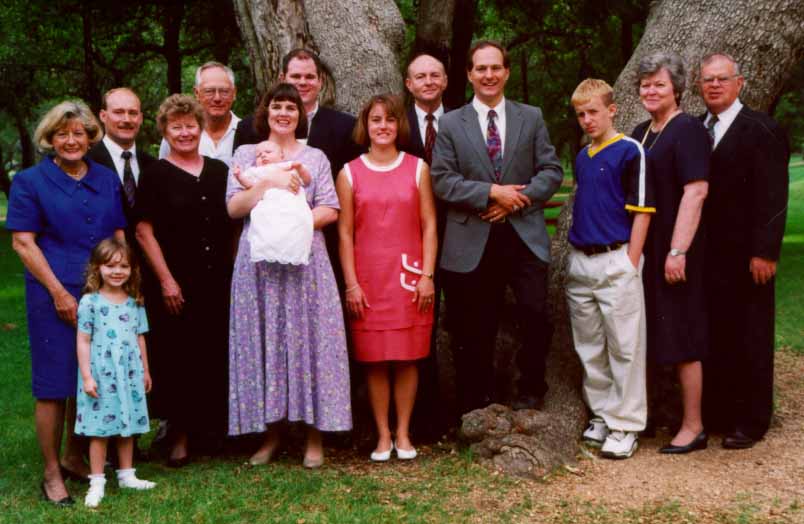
xmin=143 ymin=370 xmax=153 ymax=393
xmin=52 ymin=289 xmax=78 ymax=327
xmin=161 ymin=278 xmax=185 ymax=315
xmin=345 ymin=284 xmax=371 ymax=319
xmin=83 ymin=376 xmax=99 ymax=398
xmin=413 ymin=277 xmax=436 ymax=313
xmin=664 ymin=253 xmax=686 ymax=284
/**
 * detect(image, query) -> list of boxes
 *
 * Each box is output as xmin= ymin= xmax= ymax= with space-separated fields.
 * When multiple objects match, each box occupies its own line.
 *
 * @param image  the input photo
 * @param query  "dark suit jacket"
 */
xmin=703 ymin=105 xmax=789 ymax=262
xmin=431 ymin=100 xmax=564 ymax=272
xmin=402 ymin=104 xmax=452 ymax=161
xmin=233 ymin=106 xmax=362 ymax=180
xmin=88 ymin=141 xmax=156 ymax=240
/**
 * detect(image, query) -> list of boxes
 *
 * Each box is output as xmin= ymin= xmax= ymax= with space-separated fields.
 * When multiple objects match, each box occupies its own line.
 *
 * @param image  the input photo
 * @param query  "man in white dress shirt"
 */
xmin=159 ymin=61 xmax=241 ymax=167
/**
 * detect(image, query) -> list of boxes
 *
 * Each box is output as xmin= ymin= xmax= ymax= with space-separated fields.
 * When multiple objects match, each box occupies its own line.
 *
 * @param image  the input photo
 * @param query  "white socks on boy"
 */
xmin=84 ymin=469 xmax=156 ymax=508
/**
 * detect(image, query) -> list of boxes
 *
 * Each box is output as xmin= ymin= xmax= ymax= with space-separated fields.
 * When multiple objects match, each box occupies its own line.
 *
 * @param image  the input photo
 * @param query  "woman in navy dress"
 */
xmin=631 ymin=52 xmax=710 ymax=454
xmin=7 ymin=100 xmax=126 ymax=505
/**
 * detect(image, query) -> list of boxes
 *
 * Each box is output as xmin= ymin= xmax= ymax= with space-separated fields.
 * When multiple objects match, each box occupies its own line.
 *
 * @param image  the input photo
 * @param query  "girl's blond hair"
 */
xmin=83 ymin=238 xmax=144 ymax=305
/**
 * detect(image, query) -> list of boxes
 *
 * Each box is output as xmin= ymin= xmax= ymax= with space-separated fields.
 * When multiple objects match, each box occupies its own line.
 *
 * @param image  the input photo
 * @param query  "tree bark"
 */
xmin=161 ymin=1 xmax=185 ymax=95
xmin=233 ymin=0 xmax=404 ymax=113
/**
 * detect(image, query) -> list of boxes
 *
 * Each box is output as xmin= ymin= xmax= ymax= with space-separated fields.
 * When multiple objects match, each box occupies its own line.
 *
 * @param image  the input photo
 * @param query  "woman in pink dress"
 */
xmin=336 ymin=94 xmax=437 ymax=461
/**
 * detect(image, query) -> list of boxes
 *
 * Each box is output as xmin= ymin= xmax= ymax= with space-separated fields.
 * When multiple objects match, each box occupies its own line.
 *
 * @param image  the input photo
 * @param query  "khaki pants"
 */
xmin=566 ymin=245 xmax=647 ymax=432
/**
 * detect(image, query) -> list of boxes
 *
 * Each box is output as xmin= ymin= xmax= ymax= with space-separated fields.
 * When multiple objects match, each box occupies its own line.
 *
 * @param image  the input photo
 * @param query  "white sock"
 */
xmin=85 ymin=474 xmax=106 ymax=508
xmin=116 ymin=468 xmax=156 ymax=490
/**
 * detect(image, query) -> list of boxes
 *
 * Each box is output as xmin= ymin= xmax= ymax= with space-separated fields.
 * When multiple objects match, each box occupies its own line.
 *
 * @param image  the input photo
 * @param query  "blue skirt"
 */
xmin=26 ymin=280 xmax=81 ymax=399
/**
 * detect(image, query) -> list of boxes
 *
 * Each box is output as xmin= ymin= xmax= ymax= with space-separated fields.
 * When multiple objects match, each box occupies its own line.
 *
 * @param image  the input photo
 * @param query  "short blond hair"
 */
xmin=33 ymin=100 xmax=102 ymax=153
xmin=571 ymin=78 xmax=614 ymax=107
xmin=156 ymin=94 xmax=206 ymax=136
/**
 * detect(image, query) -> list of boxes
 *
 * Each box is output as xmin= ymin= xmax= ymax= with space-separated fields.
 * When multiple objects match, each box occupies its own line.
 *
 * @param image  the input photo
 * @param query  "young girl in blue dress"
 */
xmin=75 ymin=238 xmax=156 ymax=508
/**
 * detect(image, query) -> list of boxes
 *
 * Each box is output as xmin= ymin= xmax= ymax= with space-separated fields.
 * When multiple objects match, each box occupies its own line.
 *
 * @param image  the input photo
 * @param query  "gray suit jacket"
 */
xmin=431 ymin=100 xmax=563 ymax=272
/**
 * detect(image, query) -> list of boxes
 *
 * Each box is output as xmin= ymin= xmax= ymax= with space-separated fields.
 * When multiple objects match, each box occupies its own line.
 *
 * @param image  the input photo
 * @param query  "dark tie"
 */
xmin=424 ymin=113 xmax=436 ymax=165
xmin=707 ymin=113 xmax=719 ymax=147
xmin=486 ymin=109 xmax=502 ymax=181
xmin=121 ymin=151 xmax=136 ymax=207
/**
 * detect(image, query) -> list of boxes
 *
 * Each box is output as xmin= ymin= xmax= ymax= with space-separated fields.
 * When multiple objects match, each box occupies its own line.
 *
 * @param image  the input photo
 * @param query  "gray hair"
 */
xmin=33 ymin=100 xmax=102 ymax=153
xmin=700 ymin=53 xmax=742 ymax=76
xmin=194 ymin=61 xmax=236 ymax=87
xmin=635 ymin=51 xmax=686 ymax=104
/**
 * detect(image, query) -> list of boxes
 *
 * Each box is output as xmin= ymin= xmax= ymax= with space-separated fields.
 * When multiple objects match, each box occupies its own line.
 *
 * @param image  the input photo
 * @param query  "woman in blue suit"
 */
xmin=7 ymin=100 xmax=126 ymax=506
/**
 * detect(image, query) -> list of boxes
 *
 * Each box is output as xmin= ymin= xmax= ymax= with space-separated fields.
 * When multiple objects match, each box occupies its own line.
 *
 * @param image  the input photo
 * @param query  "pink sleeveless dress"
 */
xmin=347 ymin=152 xmax=433 ymax=362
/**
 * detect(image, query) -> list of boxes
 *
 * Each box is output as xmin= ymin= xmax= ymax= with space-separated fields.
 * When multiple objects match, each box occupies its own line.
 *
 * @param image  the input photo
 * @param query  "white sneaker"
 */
xmin=582 ymin=417 xmax=609 ymax=447
xmin=601 ymin=430 xmax=638 ymax=459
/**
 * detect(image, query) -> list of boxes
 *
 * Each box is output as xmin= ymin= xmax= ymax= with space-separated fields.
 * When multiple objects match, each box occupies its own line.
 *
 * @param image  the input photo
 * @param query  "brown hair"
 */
xmin=83 ymin=238 xmax=143 ymax=305
xmin=253 ymin=83 xmax=309 ymax=140
xmin=466 ymin=40 xmax=510 ymax=71
xmin=33 ymin=100 xmax=102 ymax=154
xmin=156 ymin=94 xmax=206 ymax=136
xmin=352 ymin=93 xmax=410 ymax=148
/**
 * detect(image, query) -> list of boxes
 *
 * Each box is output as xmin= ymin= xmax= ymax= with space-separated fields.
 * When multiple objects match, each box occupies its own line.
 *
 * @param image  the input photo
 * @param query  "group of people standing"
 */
xmin=6 ymin=40 xmax=788 ymax=509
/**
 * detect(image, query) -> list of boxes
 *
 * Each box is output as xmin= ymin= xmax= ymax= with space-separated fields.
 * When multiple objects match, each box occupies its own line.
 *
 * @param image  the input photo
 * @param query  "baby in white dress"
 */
xmin=240 ymin=141 xmax=314 ymax=265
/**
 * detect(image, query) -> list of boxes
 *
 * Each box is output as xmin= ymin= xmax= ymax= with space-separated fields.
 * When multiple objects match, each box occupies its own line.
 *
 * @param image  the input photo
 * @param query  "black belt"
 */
xmin=574 ymin=241 xmax=626 ymax=256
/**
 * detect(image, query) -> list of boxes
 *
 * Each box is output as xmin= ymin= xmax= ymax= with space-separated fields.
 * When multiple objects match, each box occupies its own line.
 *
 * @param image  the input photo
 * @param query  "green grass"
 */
xmin=776 ymin=155 xmax=804 ymax=352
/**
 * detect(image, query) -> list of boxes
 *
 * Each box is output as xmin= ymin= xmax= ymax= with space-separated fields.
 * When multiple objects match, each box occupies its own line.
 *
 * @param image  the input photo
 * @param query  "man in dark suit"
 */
xmin=431 ymin=41 xmax=563 ymax=414
xmin=699 ymin=53 xmax=789 ymax=449
xmin=401 ymin=52 xmax=450 ymax=438
xmin=88 ymin=87 xmax=156 ymax=243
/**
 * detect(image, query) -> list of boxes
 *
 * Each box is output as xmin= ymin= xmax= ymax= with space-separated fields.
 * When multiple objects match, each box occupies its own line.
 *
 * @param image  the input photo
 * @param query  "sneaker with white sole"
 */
xmin=582 ymin=417 xmax=609 ymax=447
xmin=600 ymin=430 xmax=638 ymax=459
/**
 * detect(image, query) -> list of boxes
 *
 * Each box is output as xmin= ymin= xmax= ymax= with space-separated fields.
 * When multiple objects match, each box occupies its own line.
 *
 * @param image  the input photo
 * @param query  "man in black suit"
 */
xmin=699 ymin=53 xmax=789 ymax=449
xmin=88 ymin=87 xmax=156 ymax=243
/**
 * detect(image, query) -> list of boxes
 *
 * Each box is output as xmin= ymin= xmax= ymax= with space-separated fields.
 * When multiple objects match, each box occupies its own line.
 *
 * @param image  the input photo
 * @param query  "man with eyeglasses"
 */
xmin=699 ymin=53 xmax=789 ymax=450
xmin=159 ymin=61 xmax=243 ymax=167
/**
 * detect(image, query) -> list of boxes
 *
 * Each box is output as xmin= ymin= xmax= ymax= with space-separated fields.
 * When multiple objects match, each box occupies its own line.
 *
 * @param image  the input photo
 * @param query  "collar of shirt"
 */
xmin=472 ymin=96 xmax=507 ymax=156
xmin=102 ymin=135 xmax=139 ymax=182
xmin=307 ymin=102 xmax=320 ymax=126
xmin=414 ymin=103 xmax=445 ymax=136
xmin=198 ymin=111 xmax=241 ymax=166
xmin=706 ymin=98 xmax=743 ymax=148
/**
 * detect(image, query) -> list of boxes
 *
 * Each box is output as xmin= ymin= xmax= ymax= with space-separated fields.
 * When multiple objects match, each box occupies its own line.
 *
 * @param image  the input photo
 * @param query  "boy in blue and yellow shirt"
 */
xmin=567 ymin=79 xmax=655 ymax=459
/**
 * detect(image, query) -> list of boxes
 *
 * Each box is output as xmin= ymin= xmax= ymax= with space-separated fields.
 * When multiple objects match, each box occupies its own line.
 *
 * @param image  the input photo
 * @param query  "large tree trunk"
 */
xmin=233 ymin=0 xmax=404 ymax=113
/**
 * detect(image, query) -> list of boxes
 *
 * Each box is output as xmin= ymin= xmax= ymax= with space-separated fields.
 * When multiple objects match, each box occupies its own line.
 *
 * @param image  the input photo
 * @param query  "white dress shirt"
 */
xmin=102 ymin=135 xmax=141 ymax=183
xmin=705 ymin=98 xmax=743 ymax=149
xmin=413 ymin=103 xmax=445 ymax=142
xmin=159 ymin=111 xmax=241 ymax=167
xmin=472 ymin=97 xmax=507 ymax=156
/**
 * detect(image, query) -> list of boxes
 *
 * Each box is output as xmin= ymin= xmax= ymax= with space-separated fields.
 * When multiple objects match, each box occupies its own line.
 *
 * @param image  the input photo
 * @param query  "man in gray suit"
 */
xmin=431 ymin=40 xmax=563 ymax=414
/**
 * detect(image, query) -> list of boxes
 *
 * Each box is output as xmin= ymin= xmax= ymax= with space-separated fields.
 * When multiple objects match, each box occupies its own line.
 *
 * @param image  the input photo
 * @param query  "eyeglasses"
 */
xmin=200 ymin=87 xmax=233 ymax=98
xmin=701 ymin=75 xmax=740 ymax=85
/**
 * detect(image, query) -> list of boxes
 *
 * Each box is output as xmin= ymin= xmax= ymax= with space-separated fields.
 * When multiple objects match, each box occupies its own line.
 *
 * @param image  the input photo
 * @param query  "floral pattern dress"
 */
xmin=228 ymin=144 xmax=352 ymax=434
xmin=75 ymin=292 xmax=150 ymax=437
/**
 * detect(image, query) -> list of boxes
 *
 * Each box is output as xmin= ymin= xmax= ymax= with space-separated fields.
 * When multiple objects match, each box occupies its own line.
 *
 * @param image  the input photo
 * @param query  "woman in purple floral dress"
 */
xmin=226 ymin=84 xmax=352 ymax=468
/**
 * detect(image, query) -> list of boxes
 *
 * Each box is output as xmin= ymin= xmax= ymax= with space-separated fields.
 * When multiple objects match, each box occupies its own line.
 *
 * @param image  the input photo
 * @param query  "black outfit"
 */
xmin=87 ymin=142 xmax=156 ymax=244
xmin=632 ymin=114 xmax=710 ymax=366
xmin=401 ymin=104 xmax=449 ymax=438
xmin=135 ymin=158 xmax=234 ymax=436
xmin=702 ymin=106 xmax=789 ymax=440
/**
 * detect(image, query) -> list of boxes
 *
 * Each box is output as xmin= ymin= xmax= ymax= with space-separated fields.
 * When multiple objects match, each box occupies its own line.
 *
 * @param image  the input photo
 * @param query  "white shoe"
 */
xmin=84 ymin=475 xmax=106 ymax=508
xmin=601 ymin=430 xmax=638 ymax=459
xmin=370 ymin=444 xmax=393 ymax=462
xmin=116 ymin=468 xmax=156 ymax=490
xmin=582 ymin=417 xmax=609 ymax=447
xmin=394 ymin=441 xmax=417 ymax=460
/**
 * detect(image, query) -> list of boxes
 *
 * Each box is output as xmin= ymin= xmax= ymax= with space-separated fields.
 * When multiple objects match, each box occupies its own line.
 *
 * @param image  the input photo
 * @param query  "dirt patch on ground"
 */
xmin=515 ymin=349 xmax=804 ymax=521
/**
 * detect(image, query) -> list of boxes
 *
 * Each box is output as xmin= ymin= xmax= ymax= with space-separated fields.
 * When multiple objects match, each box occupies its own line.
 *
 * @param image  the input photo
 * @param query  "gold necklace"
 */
xmin=641 ymin=110 xmax=681 ymax=150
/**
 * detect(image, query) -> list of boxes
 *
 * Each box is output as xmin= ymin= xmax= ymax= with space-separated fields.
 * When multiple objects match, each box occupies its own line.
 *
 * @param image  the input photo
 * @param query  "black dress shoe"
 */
xmin=658 ymin=431 xmax=708 ymax=454
xmin=511 ymin=394 xmax=544 ymax=411
xmin=40 ymin=481 xmax=75 ymax=507
xmin=59 ymin=465 xmax=89 ymax=484
xmin=723 ymin=430 xmax=757 ymax=449
xmin=166 ymin=456 xmax=191 ymax=468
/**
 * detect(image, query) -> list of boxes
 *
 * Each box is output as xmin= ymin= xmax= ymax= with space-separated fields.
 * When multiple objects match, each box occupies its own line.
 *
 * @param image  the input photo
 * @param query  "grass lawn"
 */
xmin=0 ymin=158 xmax=800 ymax=523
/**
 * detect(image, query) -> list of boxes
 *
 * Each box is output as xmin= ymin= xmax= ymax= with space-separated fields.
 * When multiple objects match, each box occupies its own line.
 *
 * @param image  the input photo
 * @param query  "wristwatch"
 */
xmin=669 ymin=248 xmax=686 ymax=256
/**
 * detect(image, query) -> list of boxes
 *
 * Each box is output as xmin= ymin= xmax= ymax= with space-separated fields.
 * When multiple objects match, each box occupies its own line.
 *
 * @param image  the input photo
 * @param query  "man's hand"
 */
xmin=489 ymin=184 xmax=531 ymax=211
xmin=664 ymin=253 xmax=686 ymax=284
xmin=750 ymin=257 xmax=777 ymax=285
